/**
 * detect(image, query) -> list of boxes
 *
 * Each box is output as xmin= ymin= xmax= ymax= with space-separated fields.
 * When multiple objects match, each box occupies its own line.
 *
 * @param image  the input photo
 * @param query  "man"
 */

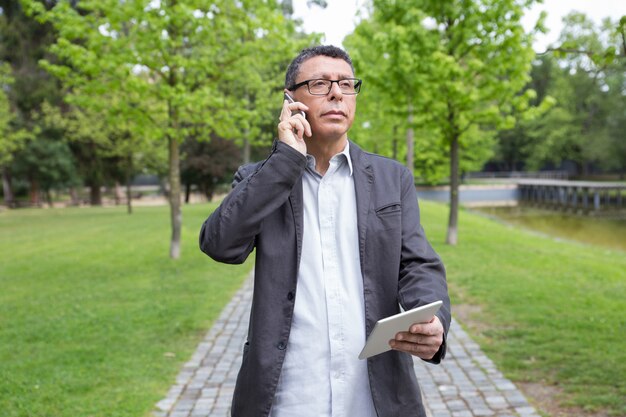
xmin=199 ymin=45 xmax=450 ymax=417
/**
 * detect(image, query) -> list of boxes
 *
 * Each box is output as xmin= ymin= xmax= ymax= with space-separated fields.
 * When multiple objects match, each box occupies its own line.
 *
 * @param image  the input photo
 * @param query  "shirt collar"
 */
xmin=305 ymin=141 xmax=354 ymax=177
xmin=340 ymin=141 xmax=354 ymax=176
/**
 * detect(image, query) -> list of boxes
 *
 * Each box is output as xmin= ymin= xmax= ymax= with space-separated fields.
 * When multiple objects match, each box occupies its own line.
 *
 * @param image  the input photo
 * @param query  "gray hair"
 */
xmin=285 ymin=45 xmax=355 ymax=89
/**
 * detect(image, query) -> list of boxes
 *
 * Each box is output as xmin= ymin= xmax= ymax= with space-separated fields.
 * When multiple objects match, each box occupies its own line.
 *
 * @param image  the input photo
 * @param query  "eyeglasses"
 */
xmin=287 ymin=78 xmax=362 ymax=96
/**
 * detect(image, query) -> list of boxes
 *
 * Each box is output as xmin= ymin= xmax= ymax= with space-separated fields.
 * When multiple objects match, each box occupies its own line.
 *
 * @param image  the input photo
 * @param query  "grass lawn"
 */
xmin=0 ymin=204 xmax=251 ymax=417
xmin=1 ymin=201 xmax=624 ymax=416
xmin=418 ymin=201 xmax=626 ymax=416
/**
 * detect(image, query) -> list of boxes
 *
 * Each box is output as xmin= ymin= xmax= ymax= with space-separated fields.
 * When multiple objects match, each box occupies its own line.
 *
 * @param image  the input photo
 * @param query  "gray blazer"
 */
xmin=200 ymin=140 xmax=450 ymax=417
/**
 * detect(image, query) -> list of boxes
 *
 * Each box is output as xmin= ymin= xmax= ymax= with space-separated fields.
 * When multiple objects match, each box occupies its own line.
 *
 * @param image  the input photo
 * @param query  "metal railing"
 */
xmin=465 ymin=171 xmax=569 ymax=180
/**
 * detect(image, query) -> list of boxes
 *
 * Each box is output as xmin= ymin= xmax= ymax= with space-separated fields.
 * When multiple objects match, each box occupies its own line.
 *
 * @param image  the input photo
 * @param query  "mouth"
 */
xmin=322 ymin=110 xmax=347 ymax=117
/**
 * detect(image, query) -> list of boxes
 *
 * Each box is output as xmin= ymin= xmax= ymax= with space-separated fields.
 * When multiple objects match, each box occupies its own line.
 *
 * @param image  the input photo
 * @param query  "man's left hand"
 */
xmin=389 ymin=315 xmax=444 ymax=360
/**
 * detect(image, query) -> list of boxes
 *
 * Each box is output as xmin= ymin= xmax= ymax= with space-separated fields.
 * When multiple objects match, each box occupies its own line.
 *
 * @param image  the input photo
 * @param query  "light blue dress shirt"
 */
xmin=269 ymin=142 xmax=378 ymax=417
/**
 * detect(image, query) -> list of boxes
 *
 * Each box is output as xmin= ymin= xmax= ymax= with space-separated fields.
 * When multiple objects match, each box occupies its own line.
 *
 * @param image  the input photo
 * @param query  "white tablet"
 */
xmin=358 ymin=300 xmax=443 ymax=360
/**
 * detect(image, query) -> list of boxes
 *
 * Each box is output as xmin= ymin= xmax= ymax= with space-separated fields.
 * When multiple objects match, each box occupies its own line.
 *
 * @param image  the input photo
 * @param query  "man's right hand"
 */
xmin=278 ymin=99 xmax=310 ymax=156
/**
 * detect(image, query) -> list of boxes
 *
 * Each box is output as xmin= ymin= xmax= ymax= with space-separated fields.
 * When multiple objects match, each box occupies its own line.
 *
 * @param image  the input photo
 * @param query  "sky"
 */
xmin=292 ymin=0 xmax=626 ymax=52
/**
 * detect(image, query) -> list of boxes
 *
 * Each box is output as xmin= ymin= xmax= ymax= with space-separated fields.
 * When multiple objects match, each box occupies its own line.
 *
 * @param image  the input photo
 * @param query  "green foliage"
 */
xmin=180 ymin=135 xmax=241 ymax=200
xmin=24 ymin=0 xmax=313 ymax=148
xmin=0 ymin=1 xmax=49 ymax=169
xmin=346 ymin=14 xmax=429 ymax=167
xmin=0 ymin=0 xmax=71 ymax=207
xmin=494 ymin=13 xmax=626 ymax=175
xmin=1 ymin=0 xmax=62 ymax=117
xmin=0 ymin=63 xmax=27 ymax=167
xmin=0 ymin=203 xmax=251 ymax=416
xmin=11 ymin=136 xmax=80 ymax=195
xmin=345 ymin=0 xmax=542 ymax=183
xmin=346 ymin=0 xmax=543 ymax=244
xmin=22 ymin=0 xmax=317 ymax=255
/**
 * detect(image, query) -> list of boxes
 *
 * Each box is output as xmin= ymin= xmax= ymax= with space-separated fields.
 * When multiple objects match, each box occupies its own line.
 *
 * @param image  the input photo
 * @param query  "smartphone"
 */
xmin=284 ymin=92 xmax=306 ymax=118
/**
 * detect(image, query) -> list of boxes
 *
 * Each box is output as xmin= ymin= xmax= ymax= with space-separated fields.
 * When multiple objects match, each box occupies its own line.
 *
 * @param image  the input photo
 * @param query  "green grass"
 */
xmin=418 ymin=201 xmax=626 ymax=416
xmin=0 ymin=204 xmax=251 ymax=417
xmin=1 ymin=201 xmax=624 ymax=416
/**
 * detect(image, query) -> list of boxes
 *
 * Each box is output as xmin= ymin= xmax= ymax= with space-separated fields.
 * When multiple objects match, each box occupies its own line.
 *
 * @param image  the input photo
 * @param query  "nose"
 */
xmin=328 ymin=81 xmax=344 ymax=101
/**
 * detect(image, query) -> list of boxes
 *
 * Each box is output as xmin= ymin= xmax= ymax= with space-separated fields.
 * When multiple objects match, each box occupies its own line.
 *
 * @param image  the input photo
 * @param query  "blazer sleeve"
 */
xmin=397 ymin=167 xmax=451 ymax=364
xmin=199 ymin=141 xmax=307 ymax=264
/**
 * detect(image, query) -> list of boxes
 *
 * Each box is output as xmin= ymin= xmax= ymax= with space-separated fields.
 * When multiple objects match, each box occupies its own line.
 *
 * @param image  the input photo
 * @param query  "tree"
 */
xmin=25 ymin=0 xmax=312 ymax=258
xmin=491 ymin=54 xmax=556 ymax=171
xmin=491 ymin=13 xmax=625 ymax=177
xmin=11 ymin=135 xmax=79 ymax=206
xmin=346 ymin=11 xmax=436 ymax=173
xmin=526 ymin=13 xmax=626 ymax=177
xmin=347 ymin=0 xmax=544 ymax=244
xmin=0 ymin=63 xmax=28 ymax=205
xmin=0 ymin=0 xmax=60 ymax=206
xmin=180 ymin=134 xmax=240 ymax=202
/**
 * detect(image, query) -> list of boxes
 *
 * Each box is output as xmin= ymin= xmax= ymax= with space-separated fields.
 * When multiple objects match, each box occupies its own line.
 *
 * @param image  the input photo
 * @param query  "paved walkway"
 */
xmin=153 ymin=274 xmax=540 ymax=417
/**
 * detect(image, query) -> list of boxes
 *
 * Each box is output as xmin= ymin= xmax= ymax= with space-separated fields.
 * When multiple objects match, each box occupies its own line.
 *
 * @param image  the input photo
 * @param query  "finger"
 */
xmin=277 ymin=120 xmax=300 ymax=144
xmin=285 ymin=114 xmax=310 ymax=138
xmin=389 ymin=339 xmax=438 ymax=359
xmin=289 ymin=118 xmax=306 ymax=140
xmin=410 ymin=316 xmax=442 ymax=335
xmin=278 ymin=112 xmax=305 ymax=131
xmin=395 ymin=331 xmax=441 ymax=346
xmin=279 ymin=100 xmax=292 ymax=121
xmin=288 ymin=113 xmax=311 ymax=137
xmin=410 ymin=324 xmax=437 ymax=336
xmin=277 ymin=120 xmax=294 ymax=136
xmin=287 ymin=102 xmax=309 ymax=116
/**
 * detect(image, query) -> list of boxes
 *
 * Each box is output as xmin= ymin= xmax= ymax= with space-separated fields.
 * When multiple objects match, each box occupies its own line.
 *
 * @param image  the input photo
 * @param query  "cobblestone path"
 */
xmin=153 ymin=274 xmax=540 ymax=417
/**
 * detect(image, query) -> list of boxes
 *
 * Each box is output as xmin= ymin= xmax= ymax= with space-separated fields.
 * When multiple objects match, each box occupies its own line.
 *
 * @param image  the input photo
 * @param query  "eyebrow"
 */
xmin=307 ymin=72 xmax=355 ymax=80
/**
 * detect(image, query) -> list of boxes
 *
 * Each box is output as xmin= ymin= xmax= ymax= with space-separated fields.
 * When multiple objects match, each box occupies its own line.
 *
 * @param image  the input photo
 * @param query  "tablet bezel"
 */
xmin=358 ymin=300 xmax=443 ymax=360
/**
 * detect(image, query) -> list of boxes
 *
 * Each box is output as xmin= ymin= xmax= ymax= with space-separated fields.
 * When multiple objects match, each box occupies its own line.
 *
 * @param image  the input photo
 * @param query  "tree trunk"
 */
xmin=243 ymin=90 xmax=251 ymax=165
xmin=243 ymin=137 xmax=251 ymax=165
xmin=46 ymin=189 xmax=53 ymax=208
xmin=114 ymin=182 xmax=122 ymax=205
xmin=2 ymin=167 xmax=13 ymax=207
xmin=446 ymin=134 xmax=459 ymax=245
xmin=29 ymin=177 xmax=40 ymax=207
xmin=392 ymin=125 xmax=398 ymax=161
xmin=126 ymin=154 xmax=133 ymax=215
xmin=166 ymin=13 xmax=182 ymax=259
xmin=69 ymin=187 xmax=80 ymax=206
xmin=205 ymin=183 xmax=216 ymax=202
xmin=168 ymin=135 xmax=182 ymax=259
xmin=90 ymin=182 xmax=102 ymax=206
xmin=406 ymin=103 xmax=414 ymax=170
xmin=185 ymin=182 xmax=191 ymax=203
xmin=126 ymin=182 xmax=133 ymax=214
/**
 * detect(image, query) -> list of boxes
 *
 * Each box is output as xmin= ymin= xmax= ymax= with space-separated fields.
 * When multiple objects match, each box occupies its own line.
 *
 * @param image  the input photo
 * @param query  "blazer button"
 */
xmin=277 ymin=342 xmax=286 ymax=350
xmin=287 ymin=291 xmax=294 ymax=301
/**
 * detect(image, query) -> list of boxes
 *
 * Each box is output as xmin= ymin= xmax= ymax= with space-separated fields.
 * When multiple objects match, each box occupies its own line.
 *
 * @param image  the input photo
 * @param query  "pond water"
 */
xmin=473 ymin=206 xmax=626 ymax=252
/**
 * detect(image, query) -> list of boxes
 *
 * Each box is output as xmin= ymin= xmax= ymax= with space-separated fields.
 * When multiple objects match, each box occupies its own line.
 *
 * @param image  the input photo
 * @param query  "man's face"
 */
xmin=289 ymin=56 xmax=357 ymax=141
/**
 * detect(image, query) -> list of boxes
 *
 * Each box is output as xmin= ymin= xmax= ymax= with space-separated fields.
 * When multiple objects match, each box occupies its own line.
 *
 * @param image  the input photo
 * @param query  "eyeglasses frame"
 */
xmin=287 ymin=78 xmax=363 ymax=96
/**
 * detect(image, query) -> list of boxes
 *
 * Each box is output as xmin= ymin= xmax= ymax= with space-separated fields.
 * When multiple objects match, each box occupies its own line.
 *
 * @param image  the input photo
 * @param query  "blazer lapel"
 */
xmin=350 ymin=142 xmax=373 ymax=273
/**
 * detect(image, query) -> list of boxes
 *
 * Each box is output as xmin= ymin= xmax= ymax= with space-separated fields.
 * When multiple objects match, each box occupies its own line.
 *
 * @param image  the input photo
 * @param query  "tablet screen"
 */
xmin=358 ymin=300 xmax=443 ymax=359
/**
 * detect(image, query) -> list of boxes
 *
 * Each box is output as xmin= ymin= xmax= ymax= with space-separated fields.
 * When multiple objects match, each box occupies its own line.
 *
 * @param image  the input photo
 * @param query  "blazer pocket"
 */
xmin=375 ymin=202 xmax=401 ymax=231
xmin=375 ymin=202 xmax=401 ymax=216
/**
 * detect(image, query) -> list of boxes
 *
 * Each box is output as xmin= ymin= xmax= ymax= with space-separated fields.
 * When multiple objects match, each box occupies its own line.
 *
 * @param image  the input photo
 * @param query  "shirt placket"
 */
xmin=318 ymin=158 xmax=346 ymax=416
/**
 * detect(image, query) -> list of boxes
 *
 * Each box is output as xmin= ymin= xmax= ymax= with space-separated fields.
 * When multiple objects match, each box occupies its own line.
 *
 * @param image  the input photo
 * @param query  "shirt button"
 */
xmin=277 ymin=342 xmax=286 ymax=350
xmin=287 ymin=291 xmax=294 ymax=301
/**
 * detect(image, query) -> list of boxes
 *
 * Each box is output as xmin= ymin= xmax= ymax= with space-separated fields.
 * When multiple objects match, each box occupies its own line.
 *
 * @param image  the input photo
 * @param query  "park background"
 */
xmin=0 ymin=0 xmax=624 ymax=416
